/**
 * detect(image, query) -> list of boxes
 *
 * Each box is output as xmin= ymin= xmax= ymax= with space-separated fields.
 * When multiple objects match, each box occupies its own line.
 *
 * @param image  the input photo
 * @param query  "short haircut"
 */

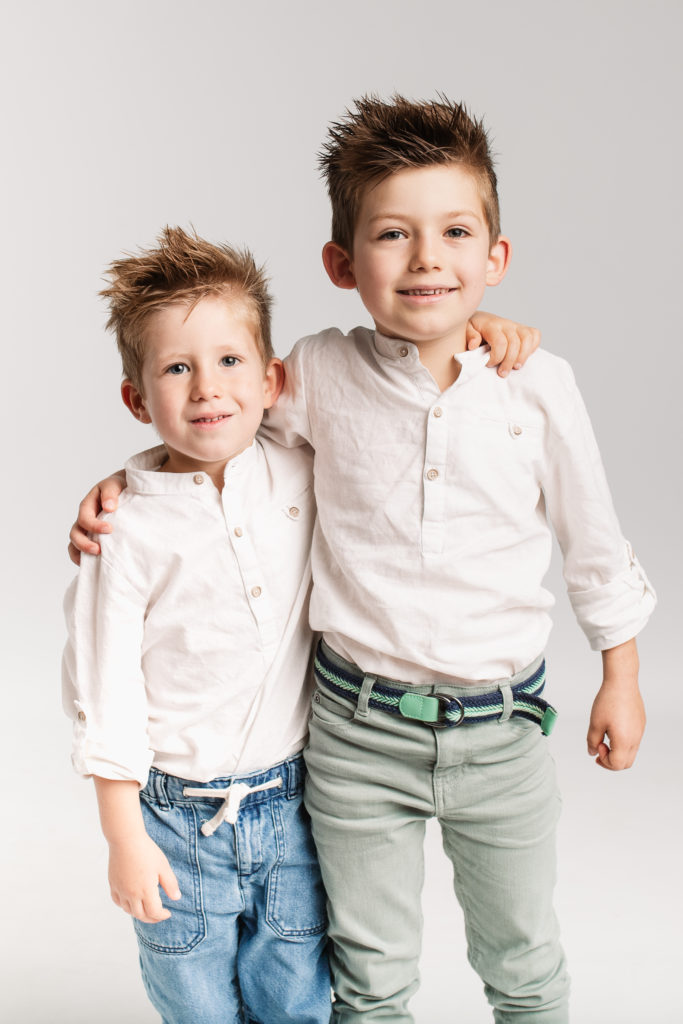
xmin=101 ymin=226 xmax=273 ymax=391
xmin=319 ymin=94 xmax=500 ymax=254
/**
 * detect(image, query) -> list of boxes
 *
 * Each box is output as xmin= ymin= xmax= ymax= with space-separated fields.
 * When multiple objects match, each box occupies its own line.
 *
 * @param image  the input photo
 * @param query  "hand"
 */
xmin=587 ymin=640 xmax=645 ymax=771
xmin=107 ymin=833 xmax=181 ymax=924
xmin=67 ymin=471 xmax=126 ymax=565
xmin=467 ymin=312 xmax=541 ymax=377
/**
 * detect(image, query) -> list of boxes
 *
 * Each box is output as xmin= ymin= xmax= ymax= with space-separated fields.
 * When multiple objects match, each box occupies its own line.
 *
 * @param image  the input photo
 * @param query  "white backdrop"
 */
xmin=1 ymin=1 xmax=680 ymax=1021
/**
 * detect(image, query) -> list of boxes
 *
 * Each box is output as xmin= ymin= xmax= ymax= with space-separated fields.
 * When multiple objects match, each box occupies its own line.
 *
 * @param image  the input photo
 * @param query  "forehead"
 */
xmin=144 ymin=293 xmax=260 ymax=352
xmin=357 ymin=163 xmax=487 ymax=224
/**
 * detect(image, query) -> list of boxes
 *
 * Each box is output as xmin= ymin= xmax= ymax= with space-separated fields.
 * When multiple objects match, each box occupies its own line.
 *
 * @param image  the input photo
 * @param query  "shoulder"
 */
xmin=255 ymin=435 xmax=314 ymax=493
xmin=286 ymin=326 xmax=375 ymax=369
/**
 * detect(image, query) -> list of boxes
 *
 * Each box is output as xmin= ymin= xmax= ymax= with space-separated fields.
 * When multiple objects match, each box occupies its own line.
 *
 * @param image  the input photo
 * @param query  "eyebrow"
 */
xmin=368 ymin=208 xmax=484 ymax=224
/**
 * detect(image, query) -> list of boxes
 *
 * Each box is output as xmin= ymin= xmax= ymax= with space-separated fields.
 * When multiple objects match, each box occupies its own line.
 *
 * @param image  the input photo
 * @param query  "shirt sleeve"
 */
xmin=542 ymin=364 xmax=656 ymax=650
xmin=62 ymin=549 xmax=153 ymax=786
xmin=260 ymin=337 xmax=315 ymax=448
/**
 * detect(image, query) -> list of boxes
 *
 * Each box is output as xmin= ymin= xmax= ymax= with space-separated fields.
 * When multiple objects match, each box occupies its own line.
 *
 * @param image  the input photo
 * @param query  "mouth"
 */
xmin=191 ymin=414 xmax=232 ymax=425
xmin=398 ymin=287 xmax=456 ymax=296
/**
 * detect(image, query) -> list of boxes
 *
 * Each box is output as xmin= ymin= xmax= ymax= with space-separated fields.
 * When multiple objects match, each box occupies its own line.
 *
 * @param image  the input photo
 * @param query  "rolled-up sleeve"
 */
xmin=62 ymin=552 xmax=153 ymax=786
xmin=542 ymin=365 xmax=656 ymax=650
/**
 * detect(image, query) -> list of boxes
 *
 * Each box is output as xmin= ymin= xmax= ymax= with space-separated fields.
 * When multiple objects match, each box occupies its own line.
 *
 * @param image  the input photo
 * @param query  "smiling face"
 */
xmin=122 ymin=294 xmax=282 ymax=488
xmin=323 ymin=163 xmax=510 ymax=377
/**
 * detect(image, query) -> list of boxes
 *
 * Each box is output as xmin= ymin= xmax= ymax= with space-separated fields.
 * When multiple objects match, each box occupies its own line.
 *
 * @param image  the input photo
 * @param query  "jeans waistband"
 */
xmin=143 ymin=753 xmax=306 ymax=810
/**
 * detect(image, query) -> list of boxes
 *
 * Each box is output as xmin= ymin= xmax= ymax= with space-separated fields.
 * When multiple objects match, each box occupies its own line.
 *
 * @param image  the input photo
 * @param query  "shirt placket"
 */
xmin=421 ymin=397 xmax=449 ymax=556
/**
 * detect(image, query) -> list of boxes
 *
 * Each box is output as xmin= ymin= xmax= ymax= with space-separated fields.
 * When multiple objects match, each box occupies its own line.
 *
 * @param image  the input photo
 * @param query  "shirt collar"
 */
xmin=124 ymin=440 xmax=260 ymax=496
xmin=372 ymin=330 xmax=492 ymax=385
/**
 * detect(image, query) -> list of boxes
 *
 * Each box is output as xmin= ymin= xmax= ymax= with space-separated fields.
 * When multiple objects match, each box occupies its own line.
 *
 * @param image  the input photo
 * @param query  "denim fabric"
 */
xmin=304 ymin=650 xmax=569 ymax=1023
xmin=134 ymin=755 xmax=331 ymax=1024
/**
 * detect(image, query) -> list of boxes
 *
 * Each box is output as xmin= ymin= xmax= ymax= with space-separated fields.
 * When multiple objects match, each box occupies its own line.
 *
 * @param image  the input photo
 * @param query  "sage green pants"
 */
xmin=304 ymin=651 xmax=569 ymax=1023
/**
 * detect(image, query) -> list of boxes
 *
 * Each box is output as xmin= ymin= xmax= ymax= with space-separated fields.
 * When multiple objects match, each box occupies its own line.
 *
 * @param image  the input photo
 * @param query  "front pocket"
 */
xmin=133 ymin=798 xmax=206 ymax=954
xmin=265 ymin=795 xmax=328 ymax=939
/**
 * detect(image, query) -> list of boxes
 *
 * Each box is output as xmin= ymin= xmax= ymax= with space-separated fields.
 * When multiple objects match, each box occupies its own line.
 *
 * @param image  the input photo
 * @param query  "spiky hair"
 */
xmin=319 ymin=94 xmax=500 ymax=254
xmin=101 ymin=226 xmax=273 ymax=390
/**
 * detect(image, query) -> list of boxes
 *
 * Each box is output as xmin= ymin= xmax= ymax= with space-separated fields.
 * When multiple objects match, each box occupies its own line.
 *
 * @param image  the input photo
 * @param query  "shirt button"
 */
xmin=234 ymin=527 xmax=243 ymax=537
xmin=289 ymin=506 xmax=300 ymax=518
xmin=399 ymin=346 xmax=409 ymax=357
xmin=426 ymin=468 xmax=439 ymax=481
xmin=251 ymin=586 xmax=262 ymax=598
xmin=193 ymin=474 xmax=204 ymax=485
xmin=77 ymin=711 xmax=86 ymax=722
xmin=512 ymin=424 xmax=523 ymax=436
xmin=433 ymin=407 xmax=443 ymax=418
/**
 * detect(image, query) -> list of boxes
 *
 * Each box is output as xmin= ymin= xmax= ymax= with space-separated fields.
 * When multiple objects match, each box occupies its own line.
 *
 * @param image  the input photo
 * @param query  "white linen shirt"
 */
xmin=264 ymin=327 xmax=655 ymax=685
xmin=63 ymin=438 xmax=315 ymax=785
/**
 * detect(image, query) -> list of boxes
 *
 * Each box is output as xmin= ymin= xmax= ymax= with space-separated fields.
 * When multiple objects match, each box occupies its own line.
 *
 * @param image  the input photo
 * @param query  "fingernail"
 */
xmin=513 ymin=363 xmax=522 ymax=370
xmin=499 ymin=369 xmax=509 ymax=378
xmin=103 ymin=500 xmax=116 ymax=511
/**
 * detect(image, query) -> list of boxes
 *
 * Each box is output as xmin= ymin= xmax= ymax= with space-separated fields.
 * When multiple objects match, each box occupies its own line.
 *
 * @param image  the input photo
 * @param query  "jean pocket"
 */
xmin=133 ymin=797 xmax=207 ymax=954
xmin=265 ymin=795 xmax=328 ymax=939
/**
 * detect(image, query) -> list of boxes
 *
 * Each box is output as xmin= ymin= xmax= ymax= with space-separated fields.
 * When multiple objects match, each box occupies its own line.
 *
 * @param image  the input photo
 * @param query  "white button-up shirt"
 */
xmin=63 ymin=439 xmax=315 ymax=785
xmin=264 ymin=327 xmax=655 ymax=685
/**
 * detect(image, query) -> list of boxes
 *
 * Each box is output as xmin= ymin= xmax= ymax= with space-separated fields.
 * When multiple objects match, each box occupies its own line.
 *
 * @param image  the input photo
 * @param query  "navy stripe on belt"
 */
xmin=313 ymin=643 xmax=557 ymax=735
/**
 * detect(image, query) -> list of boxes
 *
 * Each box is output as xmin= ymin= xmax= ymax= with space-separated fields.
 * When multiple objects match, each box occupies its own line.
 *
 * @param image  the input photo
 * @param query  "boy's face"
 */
xmin=122 ymin=295 xmax=281 ymax=484
xmin=324 ymin=163 xmax=509 ymax=357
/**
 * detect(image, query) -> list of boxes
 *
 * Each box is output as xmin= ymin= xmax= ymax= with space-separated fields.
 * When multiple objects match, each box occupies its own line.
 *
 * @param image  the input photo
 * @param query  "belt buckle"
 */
xmin=431 ymin=693 xmax=465 ymax=729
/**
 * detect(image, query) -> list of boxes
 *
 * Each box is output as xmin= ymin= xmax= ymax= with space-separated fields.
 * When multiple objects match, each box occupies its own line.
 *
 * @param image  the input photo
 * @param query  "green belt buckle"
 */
xmin=398 ymin=692 xmax=441 ymax=724
xmin=541 ymin=706 xmax=558 ymax=736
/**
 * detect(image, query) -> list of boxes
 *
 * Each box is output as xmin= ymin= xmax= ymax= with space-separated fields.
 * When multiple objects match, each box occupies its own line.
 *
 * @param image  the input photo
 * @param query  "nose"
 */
xmin=409 ymin=232 xmax=441 ymax=272
xmin=190 ymin=366 xmax=222 ymax=401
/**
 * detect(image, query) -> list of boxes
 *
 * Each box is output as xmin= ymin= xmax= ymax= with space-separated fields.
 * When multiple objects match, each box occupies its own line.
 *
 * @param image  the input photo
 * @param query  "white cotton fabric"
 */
xmin=263 ymin=327 xmax=655 ymax=685
xmin=63 ymin=438 xmax=315 ymax=785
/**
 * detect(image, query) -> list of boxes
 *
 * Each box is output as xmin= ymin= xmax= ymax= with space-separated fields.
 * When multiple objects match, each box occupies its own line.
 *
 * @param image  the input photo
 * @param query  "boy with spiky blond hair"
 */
xmin=64 ymin=227 xmax=331 ymax=1024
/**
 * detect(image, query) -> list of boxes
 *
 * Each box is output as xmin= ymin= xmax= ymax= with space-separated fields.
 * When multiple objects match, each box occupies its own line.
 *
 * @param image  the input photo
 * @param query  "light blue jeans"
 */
xmin=134 ymin=756 xmax=331 ymax=1024
xmin=304 ymin=649 xmax=569 ymax=1023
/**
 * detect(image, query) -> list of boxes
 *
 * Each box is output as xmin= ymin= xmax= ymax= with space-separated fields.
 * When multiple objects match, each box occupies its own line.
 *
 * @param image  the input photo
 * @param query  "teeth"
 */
xmin=196 ymin=415 xmax=226 ymax=423
xmin=403 ymin=288 xmax=450 ymax=295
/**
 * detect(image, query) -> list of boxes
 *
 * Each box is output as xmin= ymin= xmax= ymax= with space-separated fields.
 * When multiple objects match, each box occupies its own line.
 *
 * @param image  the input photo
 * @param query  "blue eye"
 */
xmin=166 ymin=363 xmax=188 ymax=375
xmin=446 ymin=227 xmax=468 ymax=239
xmin=221 ymin=356 xmax=239 ymax=367
xmin=379 ymin=229 xmax=404 ymax=241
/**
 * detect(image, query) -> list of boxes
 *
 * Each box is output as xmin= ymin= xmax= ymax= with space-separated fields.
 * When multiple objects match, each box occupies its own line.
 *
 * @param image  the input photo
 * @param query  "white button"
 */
xmin=193 ymin=474 xmax=204 ymax=484
xmin=426 ymin=468 xmax=439 ymax=481
xmin=433 ymin=407 xmax=443 ymax=418
xmin=251 ymin=586 xmax=262 ymax=598
xmin=512 ymin=424 xmax=523 ymax=436
xmin=289 ymin=506 xmax=300 ymax=518
xmin=399 ymin=346 xmax=409 ymax=357
xmin=234 ymin=527 xmax=243 ymax=538
xmin=77 ymin=711 xmax=86 ymax=722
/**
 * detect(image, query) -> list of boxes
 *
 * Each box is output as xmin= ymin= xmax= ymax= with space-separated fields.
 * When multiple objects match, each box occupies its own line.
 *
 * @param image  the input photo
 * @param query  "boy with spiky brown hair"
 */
xmin=265 ymin=95 xmax=653 ymax=1021
xmin=63 ymin=227 xmax=332 ymax=1024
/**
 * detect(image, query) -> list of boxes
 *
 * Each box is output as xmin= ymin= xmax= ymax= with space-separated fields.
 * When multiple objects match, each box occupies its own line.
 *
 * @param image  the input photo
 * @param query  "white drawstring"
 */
xmin=183 ymin=777 xmax=283 ymax=836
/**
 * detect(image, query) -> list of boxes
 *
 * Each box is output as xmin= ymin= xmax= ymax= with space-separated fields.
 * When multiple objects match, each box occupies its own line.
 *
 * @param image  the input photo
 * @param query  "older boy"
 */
xmin=266 ymin=97 xmax=653 ymax=1022
xmin=63 ymin=227 xmax=330 ymax=1024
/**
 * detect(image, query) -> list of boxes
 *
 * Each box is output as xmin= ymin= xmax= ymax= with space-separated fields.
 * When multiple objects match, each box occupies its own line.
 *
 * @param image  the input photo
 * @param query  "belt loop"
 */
xmin=151 ymin=768 xmax=170 ymax=809
xmin=355 ymin=674 xmax=377 ymax=720
xmin=498 ymin=681 xmax=513 ymax=723
xmin=287 ymin=756 xmax=301 ymax=798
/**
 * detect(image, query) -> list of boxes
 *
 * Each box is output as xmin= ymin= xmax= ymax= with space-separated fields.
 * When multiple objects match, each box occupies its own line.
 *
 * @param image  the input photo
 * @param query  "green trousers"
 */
xmin=304 ymin=648 xmax=569 ymax=1023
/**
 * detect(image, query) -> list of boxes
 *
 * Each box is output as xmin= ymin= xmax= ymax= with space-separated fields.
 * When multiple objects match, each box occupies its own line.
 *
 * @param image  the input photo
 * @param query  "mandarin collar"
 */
xmin=124 ymin=440 xmax=260 ymax=496
xmin=373 ymin=330 xmax=492 ymax=385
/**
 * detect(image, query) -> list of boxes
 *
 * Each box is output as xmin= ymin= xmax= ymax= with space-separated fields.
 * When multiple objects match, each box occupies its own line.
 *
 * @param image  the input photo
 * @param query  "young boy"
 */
xmin=67 ymin=97 xmax=650 ymax=1021
xmin=62 ymin=227 xmax=331 ymax=1024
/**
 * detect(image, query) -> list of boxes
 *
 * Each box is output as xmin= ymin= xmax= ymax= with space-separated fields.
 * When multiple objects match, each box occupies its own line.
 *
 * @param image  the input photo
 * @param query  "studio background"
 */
xmin=1 ymin=2 xmax=680 ymax=1021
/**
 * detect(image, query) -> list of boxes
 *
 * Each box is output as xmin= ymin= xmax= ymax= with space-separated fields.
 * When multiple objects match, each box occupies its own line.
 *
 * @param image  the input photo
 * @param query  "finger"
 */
xmin=159 ymin=867 xmax=181 ymax=902
xmin=465 ymin=321 xmax=483 ymax=349
xmin=512 ymin=327 xmax=541 ymax=369
xmin=67 ymin=541 xmax=82 ymax=567
xmin=586 ymin=723 xmax=604 ymax=757
xmin=69 ymin=522 xmax=102 ymax=558
xmin=142 ymin=891 xmax=172 ymax=923
xmin=496 ymin=334 xmax=522 ymax=377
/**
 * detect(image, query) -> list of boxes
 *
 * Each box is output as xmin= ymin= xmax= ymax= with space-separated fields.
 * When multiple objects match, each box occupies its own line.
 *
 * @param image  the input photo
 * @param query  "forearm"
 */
xmin=601 ymin=637 xmax=640 ymax=689
xmin=93 ymin=776 xmax=146 ymax=846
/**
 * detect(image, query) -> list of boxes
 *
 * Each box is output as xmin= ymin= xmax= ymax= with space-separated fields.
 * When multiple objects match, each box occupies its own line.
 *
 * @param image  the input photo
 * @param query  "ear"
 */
xmin=322 ymin=241 xmax=357 ymax=290
xmin=486 ymin=236 xmax=512 ymax=286
xmin=262 ymin=358 xmax=285 ymax=409
xmin=121 ymin=379 xmax=152 ymax=424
